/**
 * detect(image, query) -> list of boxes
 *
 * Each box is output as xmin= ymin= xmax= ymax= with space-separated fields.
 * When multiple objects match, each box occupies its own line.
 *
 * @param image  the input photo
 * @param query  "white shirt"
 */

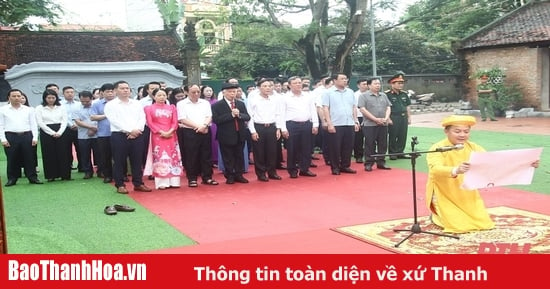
xmin=281 ymin=91 xmax=319 ymax=132
xmin=35 ymin=105 xmax=68 ymax=136
xmin=139 ymin=96 xmax=154 ymax=108
xmin=104 ymin=97 xmax=146 ymax=133
xmin=246 ymin=92 xmax=284 ymax=134
xmin=176 ymin=98 xmax=212 ymax=128
xmin=0 ymin=104 xmax=39 ymax=142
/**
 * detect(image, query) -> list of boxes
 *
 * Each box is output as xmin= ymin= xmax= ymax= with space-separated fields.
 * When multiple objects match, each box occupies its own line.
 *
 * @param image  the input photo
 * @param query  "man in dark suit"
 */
xmin=211 ymin=83 xmax=251 ymax=184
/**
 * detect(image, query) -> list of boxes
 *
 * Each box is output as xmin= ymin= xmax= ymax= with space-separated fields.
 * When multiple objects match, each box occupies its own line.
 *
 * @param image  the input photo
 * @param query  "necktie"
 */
xmin=231 ymin=101 xmax=239 ymax=131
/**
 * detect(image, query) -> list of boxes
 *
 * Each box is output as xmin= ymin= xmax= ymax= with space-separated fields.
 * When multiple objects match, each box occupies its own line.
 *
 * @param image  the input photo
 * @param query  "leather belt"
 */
xmin=287 ymin=120 xmax=310 ymax=124
xmin=255 ymin=123 xmax=275 ymax=127
xmin=6 ymin=131 xmax=31 ymax=135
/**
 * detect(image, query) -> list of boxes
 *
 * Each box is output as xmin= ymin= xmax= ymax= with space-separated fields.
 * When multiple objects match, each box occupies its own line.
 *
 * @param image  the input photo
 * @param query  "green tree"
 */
xmin=352 ymin=27 xmax=457 ymax=75
xmin=210 ymin=22 xmax=307 ymax=79
xmin=0 ymin=0 xmax=62 ymax=29
xmin=154 ymin=0 xmax=183 ymax=28
xmin=405 ymin=0 xmax=525 ymax=50
xmin=222 ymin=0 xmax=370 ymax=79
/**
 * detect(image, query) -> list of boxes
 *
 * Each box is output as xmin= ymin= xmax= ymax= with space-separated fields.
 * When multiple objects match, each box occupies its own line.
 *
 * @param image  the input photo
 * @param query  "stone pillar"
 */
xmin=183 ymin=21 xmax=201 ymax=86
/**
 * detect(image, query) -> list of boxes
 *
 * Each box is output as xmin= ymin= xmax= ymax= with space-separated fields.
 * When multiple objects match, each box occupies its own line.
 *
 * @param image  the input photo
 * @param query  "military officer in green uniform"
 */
xmin=386 ymin=73 xmax=411 ymax=160
xmin=477 ymin=74 xmax=497 ymax=121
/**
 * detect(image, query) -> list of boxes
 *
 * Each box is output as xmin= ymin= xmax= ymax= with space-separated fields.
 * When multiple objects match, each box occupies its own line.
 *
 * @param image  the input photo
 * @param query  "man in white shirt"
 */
xmin=247 ymin=78 xmax=284 ymax=181
xmin=0 ymin=89 xmax=42 ymax=186
xmin=61 ymin=86 xmax=82 ymax=171
xmin=281 ymin=76 xmax=319 ymax=178
xmin=177 ymin=84 xmax=218 ymax=187
xmin=104 ymin=80 xmax=152 ymax=194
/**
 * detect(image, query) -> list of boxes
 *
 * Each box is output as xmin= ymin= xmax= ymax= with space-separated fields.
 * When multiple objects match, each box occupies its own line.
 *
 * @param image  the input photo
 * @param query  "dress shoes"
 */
xmin=235 ymin=176 xmax=249 ymax=183
xmin=389 ymin=156 xmax=398 ymax=160
xmin=134 ymin=184 xmax=152 ymax=192
xmin=355 ymin=159 xmax=364 ymax=163
xmin=117 ymin=186 xmax=129 ymax=194
xmin=377 ymin=164 xmax=392 ymax=170
xmin=365 ymin=164 xmax=373 ymax=172
xmin=257 ymin=175 xmax=269 ymax=182
xmin=397 ymin=155 xmax=411 ymax=159
xmin=299 ymin=170 xmax=317 ymax=177
xmin=289 ymin=172 xmax=298 ymax=178
xmin=83 ymin=173 xmax=93 ymax=179
xmin=123 ymin=177 xmax=130 ymax=182
xmin=148 ymin=175 xmax=155 ymax=180
xmin=226 ymin=178 xmax=235 ymax=184
xmin=276 ymin=164 xmax=287 ymax=170
xmin=103 ymin=177 xmax=113 ymax=183
xmin=114 ymin=204 xmax=135 ymax=212
xmin=309 ymin=163 xmax=318 ymax=168
xmin=268 ymin=174 xmax=282 ymax=180
xmin=4 ymin=179 xmax=17 ymax=186
xmin=340 ymin=167 xmax=357 ymax=174
xmin=29 ymin=178 xmax=43 ymax=184
xmin=331 ymin=169 xmax=340 ymax=175
xmin=104 ymin=206 xmax=117 ymax=215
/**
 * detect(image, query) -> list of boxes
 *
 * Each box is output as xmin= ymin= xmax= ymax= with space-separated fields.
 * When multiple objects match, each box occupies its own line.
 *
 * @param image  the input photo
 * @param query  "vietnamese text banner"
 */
xmin=1 ymin=254 xmax=545 ymax=289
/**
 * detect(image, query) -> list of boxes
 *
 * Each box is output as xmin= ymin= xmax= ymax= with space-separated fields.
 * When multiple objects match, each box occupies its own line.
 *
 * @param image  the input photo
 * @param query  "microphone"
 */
xmin=435 ymin=144 xmax=464 ymax=152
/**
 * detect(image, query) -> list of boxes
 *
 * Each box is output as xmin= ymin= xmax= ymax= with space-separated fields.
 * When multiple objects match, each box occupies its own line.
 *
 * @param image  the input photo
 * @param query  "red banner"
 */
xmin=0 ymin=254 xmax=545 ymax=288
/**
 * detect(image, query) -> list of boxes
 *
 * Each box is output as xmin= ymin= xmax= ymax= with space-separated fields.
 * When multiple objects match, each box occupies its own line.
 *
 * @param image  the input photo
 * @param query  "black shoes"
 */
xmin=83 ymin=173 xmax=93 ymax=179
xmin=268 ymin=174 xmax=282 ymax=180
xmin=289 ymin=172 xmax=298 ymax=178
xmin=365 ymin=164 xmax=373 ymax=172
xmin=103 ymin=177 xmax=113 ymax=183
xmin=299 ymin=170 xmax=317 ymax=177
xmin=340 ymin=167 xmax=357 ymax=174
xmin=235 ymin=176 xmax=249 ymax=183
xmin=331 ymin=169 xmax=341 ymax=175
xmin=377 ymin=164 xmax=391 ymax=170
xmin=5 ymin=179 xmax=16 ymax=186
xmin=104 ymin=204 xmax=135 ymax=215
xmin=276 ymin=164 xmax=287 ymax=170
xmin=29 ymin=178 xmax=43 ymax=184
xmin=258 ymin=175 xmax=269 ymax=182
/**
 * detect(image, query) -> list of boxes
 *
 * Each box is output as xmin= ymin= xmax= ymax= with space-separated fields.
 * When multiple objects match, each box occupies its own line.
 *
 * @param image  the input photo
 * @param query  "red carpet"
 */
xmin=129 ymin=162 xmax=550 ymax=253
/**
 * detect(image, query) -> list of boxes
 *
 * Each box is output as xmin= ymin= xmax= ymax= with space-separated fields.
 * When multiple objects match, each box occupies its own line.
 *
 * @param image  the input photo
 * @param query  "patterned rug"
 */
xmin=333 ymin=206 xmax=550 ymax=254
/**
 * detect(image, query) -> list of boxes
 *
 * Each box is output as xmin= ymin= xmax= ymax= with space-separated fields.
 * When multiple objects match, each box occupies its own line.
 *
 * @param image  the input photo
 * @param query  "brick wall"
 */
xmin=463 ymin=46 xmax=542 ymax=109
xmin=0 ymin=30 xmax=184 ymax=70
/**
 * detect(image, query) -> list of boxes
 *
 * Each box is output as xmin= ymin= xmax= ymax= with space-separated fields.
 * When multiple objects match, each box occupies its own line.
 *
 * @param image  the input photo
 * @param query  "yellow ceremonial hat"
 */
xmin=441 ymin=115 xmax=476 ymax=127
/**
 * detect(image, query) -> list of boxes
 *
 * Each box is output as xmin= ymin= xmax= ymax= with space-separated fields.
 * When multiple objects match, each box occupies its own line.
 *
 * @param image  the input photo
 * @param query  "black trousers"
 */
xmin=111 ymin=132 xmax=145 ymax=187
xmin=3 ymin=131 xmax=37 ymax=181
xmin=353 ymin=117 xmax=365 ymax=160
xmin=363 ymin=125 xmax=389 ymax=166
xmin=251 ymin=123 xmax=278 ymax=177
xmin=219 ymin=140 xmax=245 ymax=180
xmin=286 ymin=121 xmax=313 ymax=173
xmin=40 ymin=124 xmax=72 ymax=180
xmin=96 ymin=136 xmax=112 ymax=178
xmin=182 ymin=128 xmax=213 ymax=182
xmin=67 ymin=128 xmax=81 ymax=170
xmin=327 ymin=125 xmax=355 ymax=170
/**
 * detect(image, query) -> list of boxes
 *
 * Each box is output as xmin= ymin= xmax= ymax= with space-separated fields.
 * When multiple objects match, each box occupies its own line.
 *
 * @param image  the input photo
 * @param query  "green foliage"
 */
xmin=210 ymin=23 xmax=306 ymax=79
xmin=352 ymin=28 xmax=458 ymax=75
xmin=0 ymin=0 xmax=62 ymax=28
xmin=475 ymin=67 xmax=523 ymax=114
xmin=154 ymin=0 xmax=183 ymax=27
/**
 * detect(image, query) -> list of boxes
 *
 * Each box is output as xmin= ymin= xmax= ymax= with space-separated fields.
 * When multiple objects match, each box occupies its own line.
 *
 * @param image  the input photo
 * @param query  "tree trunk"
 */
xmin=332 ymin=0 xmax=367 ymax=75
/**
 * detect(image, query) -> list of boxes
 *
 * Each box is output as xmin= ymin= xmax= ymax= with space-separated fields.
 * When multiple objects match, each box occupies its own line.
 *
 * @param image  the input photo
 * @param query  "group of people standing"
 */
xmin=0 ymin=73 xmax=415 ymax=191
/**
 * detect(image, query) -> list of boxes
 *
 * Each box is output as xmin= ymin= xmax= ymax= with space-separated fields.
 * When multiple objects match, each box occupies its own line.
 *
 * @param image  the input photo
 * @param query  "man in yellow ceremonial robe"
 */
xmin=426 ymin=115 xmax=538 ymax=233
